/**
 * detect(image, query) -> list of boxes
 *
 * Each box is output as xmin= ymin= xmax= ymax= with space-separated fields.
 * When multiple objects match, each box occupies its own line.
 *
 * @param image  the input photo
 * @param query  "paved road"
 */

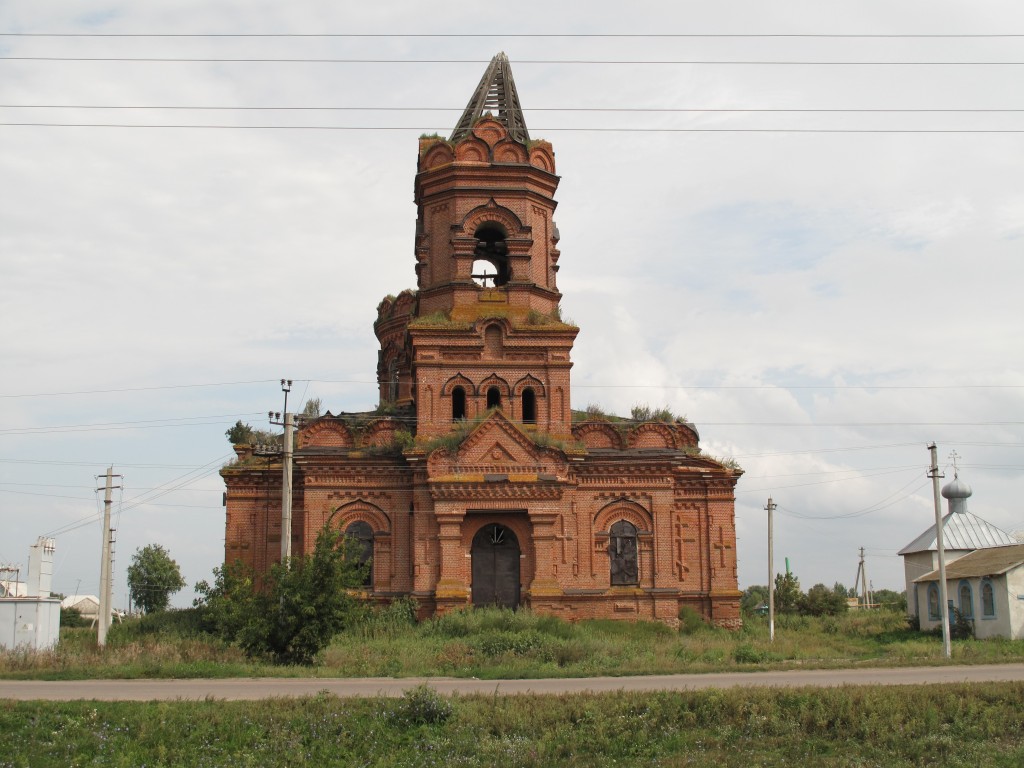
xmin=3 ymin=664 xmax=1024 ymax=701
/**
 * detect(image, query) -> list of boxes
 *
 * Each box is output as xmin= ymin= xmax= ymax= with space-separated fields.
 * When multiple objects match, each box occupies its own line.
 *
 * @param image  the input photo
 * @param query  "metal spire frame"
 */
xmin=449 ymin=52 xmax=530 ymax=144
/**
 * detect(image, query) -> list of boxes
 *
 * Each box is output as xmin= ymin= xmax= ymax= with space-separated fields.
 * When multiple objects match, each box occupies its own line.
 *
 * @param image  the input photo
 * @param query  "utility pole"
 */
xmin=97 ymin=467 xmax=121 ymax=647
xmin=766 ymin=496 xmax=776 ymax=642
xmin=928 ymin=443 xmax=951 ymax=658
xmin=855 ymin=547 xmax=872 ymax=608
xmin=269 ymin=379 xmax=294 ymax=564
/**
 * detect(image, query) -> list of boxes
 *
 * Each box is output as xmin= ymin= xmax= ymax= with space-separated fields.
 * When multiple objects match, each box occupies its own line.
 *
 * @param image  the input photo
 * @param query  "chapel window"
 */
xmin=522 ymin=387 xmax=537 ymax=424
xmin=981 ymin=579 xmax=996 ymax=618
xmin=486 ymin=386 xmax=502 ymax=410
xmin=345 ymin=520 xmax=374 ymax=588
xmin=609 ymin=520 xmax=639 ymax=586
xmin=927 ymin=583 xmax=940 ymax=621
xmin=958 ymin=580 xmax=974 ymax=619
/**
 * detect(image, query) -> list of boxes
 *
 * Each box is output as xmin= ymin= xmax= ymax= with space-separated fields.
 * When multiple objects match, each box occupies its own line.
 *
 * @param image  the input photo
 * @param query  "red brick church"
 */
xmin=222 ymin=54 xmax=742 ymax=628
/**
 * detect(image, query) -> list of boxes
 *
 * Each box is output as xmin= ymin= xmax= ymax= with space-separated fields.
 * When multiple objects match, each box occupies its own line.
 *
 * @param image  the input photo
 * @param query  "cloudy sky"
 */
xmin=3 ymin=1 xmax=1022 ymax=609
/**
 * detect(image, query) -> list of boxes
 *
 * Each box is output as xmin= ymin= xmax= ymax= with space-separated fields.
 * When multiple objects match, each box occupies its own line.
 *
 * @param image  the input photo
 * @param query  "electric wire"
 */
xmin=5 ymin=57 xmax=1024 ymax=65
xmin=772 ymin=475 xmax=931 ymax=519
xmin=0 ymin=379 xmax=280 ymax=399
xmin=41 ymin=455 xmax=232 ymax=537
xmin=4 ymin=105 xmax=1023 ymax=114
xmin=3 ymin=378 xmax=1023 ymax=399
xmin=4 ymin=33 xmax=1023 ymax=38
xmin=5 ymin=123 xmax=1024 ymax=133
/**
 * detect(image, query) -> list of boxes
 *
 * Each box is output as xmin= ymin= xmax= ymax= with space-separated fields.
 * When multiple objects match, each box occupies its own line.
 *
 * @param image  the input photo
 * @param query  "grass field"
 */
xmin=3 ymin=605 xmax=1024 ymax=681
xmin=2 ymin=682 xmax=1023 ymax=767
xmin=5 ymin=608 xmax=1024 ymax=766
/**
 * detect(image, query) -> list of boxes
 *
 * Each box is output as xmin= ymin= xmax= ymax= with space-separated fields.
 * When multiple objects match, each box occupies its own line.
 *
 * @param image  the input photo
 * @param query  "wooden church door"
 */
xmin=471 ymin=523 xmax=521 ymax=608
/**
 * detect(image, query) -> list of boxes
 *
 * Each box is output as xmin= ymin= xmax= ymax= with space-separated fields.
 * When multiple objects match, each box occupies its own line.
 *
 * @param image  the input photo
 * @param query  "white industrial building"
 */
xmin=0 ymin=537 xmax=61 ymax=651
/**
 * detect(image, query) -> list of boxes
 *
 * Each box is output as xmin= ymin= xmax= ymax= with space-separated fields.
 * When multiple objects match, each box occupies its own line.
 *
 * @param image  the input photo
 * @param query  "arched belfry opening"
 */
xmin=522 ymin=387 xmax=537 ymax=424
xmin=471 ymin=224 xmax=510 ymax=287
xmin=452 ymin=386 xmax=467 ymax=421
xmin=486 ymin=386 xmax=502 ymax=410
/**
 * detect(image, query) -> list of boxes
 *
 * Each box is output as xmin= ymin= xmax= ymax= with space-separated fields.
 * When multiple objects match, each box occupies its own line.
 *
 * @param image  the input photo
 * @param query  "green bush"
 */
xmin=734 ymin=643 xmax=769 ymax=664
xmin=193 ymin=526 xmax=367 ymax=665
xmin=476 ymin=629 xmax=546 ymax=658
xmin=389 ymin=684 xmax=453 ymax=726
xmin=678 ymin=606 xmax=707 ymax=635
xmin=59 ymin=606 xmax=89 ymax=628
xmin=108 ymin=608 xmax=208 ymax=645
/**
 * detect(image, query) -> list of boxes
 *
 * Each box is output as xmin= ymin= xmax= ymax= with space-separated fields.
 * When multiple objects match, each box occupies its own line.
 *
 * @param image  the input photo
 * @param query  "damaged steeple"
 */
xmin=449 ymin=52 xmax=530 ymax=144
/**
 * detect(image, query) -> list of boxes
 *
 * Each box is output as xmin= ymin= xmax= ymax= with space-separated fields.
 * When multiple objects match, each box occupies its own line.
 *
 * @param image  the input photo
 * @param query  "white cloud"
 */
xmin=2 ymin=0 xmax=1022 ymax=605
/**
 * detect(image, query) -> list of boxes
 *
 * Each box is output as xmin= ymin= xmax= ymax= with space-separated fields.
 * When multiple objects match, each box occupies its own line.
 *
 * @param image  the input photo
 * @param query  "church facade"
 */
xmin=222 ymin=54 xmax=743 ymax=628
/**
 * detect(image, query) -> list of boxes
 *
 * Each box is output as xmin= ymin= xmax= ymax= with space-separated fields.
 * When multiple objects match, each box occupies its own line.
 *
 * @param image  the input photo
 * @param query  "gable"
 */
xmin=456 ymin=414 xmax=542 ymax=466
xmin=426 ymin=411 xmax=568 ymax=478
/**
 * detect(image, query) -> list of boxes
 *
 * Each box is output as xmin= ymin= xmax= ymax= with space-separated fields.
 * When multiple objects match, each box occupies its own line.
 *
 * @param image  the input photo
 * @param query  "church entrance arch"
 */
xmin=471 ymin=523 xmax=521 ymax=609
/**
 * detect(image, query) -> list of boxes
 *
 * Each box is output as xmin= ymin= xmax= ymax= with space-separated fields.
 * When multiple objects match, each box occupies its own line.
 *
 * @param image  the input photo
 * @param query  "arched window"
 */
xmin=609 ymin=520 xmax=638 ymax=586
xmin=452 ymin=385 xmax=467 ymax=421
xmin=927 ymin=583 xmax=940 ymax=621
xmin=522 ymin=387 xmax=536 ymax=424
xmin=981 ymin=579 xmax=996 ymax=618
xmin=958 ymin=580 xmax=973 ymax=619
xmin=346 ymin=521 xmax=374 ymax=587
xmin=486 ymin=386 xmax=501 ymax=410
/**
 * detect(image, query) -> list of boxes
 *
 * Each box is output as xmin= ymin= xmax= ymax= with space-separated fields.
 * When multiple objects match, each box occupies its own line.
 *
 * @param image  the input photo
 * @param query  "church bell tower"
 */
xmin=375 ymin=53 xmax=578 ymax=440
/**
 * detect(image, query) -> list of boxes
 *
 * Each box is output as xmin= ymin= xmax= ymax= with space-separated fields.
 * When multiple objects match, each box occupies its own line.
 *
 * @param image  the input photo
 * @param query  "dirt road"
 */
xmin=3 ymin=663 xmax=1024 ymax=701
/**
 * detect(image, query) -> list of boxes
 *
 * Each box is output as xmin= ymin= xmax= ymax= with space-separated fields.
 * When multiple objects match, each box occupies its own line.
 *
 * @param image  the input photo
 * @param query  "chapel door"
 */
xmin=471 ymin=523 xmax=521 ymax=608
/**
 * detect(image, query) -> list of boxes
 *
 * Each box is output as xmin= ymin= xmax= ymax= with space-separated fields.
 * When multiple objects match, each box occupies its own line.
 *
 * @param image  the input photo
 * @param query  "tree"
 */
xmin=195 ymin=525 xmax=367 ymax=664
xmin=799 ymin=583 xmax=849 ymax=616
xmin=127 ymin=544 xmax=186 ymax=614
xmin=225 ymin=420 xmax=254 ymax=444
xmin=741 ymin=584 xmax=769 ymax=614
xmin=871 ymin=588 xmax=907 ymax=612
xmin=773 ymin=572 xmax=801 ymax=614
xmin=225 ymin=420 xmax=281 ymax=447
xmin=301 ymin=398 xmax=322 ymax=418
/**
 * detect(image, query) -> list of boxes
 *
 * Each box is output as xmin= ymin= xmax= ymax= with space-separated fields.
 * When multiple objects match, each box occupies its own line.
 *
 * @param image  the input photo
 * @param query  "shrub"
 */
xmin=59 ymin=606 xmax=89 ymax=628
xmin=951 ymin=607 xmax=974 ymax=641
xmin=389 ymin=684 xmax=453 ymax=726
xmin=734 ymin=643 xmax=769 ymax=664
xmin=194 ymin=526 xmax=367 ymax=665
xmin=678 ymin=606 xmax=707 ymax=635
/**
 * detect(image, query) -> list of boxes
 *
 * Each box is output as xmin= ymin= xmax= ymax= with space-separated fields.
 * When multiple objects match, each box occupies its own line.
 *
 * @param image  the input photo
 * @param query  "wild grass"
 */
xmin=4 ymin=605 xmax=1024 ymax=681
xmin=2 ymin=683 xmax=1023 ymax=767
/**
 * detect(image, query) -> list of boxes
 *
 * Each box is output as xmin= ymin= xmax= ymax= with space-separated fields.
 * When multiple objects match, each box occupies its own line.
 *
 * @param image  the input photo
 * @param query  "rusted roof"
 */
xmin=449 ymin=52 xmax=530 ymax=144
xmin=914 ymin=543 xmax=1024 ymax=582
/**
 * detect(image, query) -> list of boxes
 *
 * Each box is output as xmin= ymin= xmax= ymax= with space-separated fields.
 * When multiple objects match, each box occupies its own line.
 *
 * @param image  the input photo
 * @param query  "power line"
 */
xmin=0 ymin=378 xmax=279 ymax=399
xmin=4 ymin=123 xmax=1024 ymax=134
xmin=2 ymin=378 xmax=1021 ymax=399
xmin=0 ymin=458 xmax=210 ymax=468
xmin=0 ymin=412 xmax=266 ymax=436
xmin=4 ymin=33 xmax=1024 ymax=38
xmin=5 ymin=57 xmax=1024 ymax=65
xmin=4 ymin=105 xmax=1024 ymax=114
xmin=772 ymin=476 xmax=931 ymax=520
xmin=738 ymin=465 xmax=920 ymax=494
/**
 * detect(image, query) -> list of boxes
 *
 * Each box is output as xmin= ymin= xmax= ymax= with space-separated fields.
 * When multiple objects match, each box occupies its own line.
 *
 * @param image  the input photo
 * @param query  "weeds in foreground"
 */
xmin=4 ymin=606 xmax=1024 ymax=681
xmin=2 ymin=683 xmax=1024 ymax=767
